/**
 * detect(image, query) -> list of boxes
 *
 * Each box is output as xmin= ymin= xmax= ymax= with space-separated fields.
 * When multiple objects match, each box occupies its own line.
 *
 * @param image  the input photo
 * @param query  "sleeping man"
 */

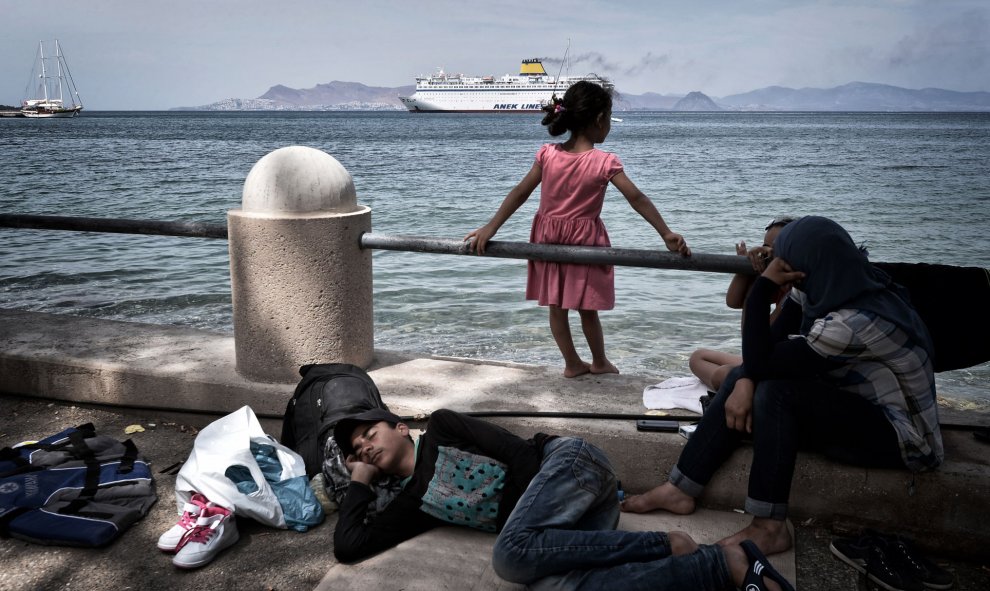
xmin=332 ymin=408 xmax=792 ymax=591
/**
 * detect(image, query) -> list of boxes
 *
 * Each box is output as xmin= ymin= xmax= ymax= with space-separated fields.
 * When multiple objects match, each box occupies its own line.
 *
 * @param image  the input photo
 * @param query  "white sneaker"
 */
xmin=171 ymin=504 xmax=239 ymax=569
xmin=157 ymin=493 xmax=209 ymax=552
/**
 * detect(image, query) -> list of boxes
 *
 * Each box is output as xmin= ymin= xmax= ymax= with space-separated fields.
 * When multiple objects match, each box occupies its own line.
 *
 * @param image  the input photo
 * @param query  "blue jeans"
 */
xmin=671 ymin=367 xmax=903 ymax=519
xmin=492 ymin=437 xmax=733 ymax=590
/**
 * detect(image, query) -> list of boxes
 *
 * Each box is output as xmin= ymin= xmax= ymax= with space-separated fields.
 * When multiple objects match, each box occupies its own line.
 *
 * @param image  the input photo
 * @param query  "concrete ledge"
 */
xmin=315 ymin=510 xmax=796 ymax=591
xmin=1 ymin=309 xmax=988 ymax=559
xmin=0 ymin=309 xmax=289 ymax=417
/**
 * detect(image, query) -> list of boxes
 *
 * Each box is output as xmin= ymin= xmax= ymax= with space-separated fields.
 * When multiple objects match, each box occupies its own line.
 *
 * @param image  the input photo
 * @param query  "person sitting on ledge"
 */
xmin=333 ymin=408 xmax=794 ymax=591
xmin=690 ymin=217 xmax=794 ymax=392
xmin=622 ymin=216 xmax=943 ymax=559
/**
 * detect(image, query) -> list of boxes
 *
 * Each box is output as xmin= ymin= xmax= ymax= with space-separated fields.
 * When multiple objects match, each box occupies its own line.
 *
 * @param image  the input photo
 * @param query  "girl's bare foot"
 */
xmin=717 ymin=517 xmax=793 ymax=556
xmin=667 ymin=531 xmax=699 ymax=556
xmin=564 ymin=362 xmax=591 ymax=378
xmin=619 ymin=482 xmax=696 ymax=515
xmin=590 ymin=361 xmax=619 ymax=374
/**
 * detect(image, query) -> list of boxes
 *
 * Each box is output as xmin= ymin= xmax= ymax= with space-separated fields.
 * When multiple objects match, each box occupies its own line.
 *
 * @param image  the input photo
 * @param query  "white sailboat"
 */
xmin=21 ymin=40 xmax=83 ymax=118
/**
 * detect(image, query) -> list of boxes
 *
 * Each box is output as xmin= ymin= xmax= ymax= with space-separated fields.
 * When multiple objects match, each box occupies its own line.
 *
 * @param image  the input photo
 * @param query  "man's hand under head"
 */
xmin=345 ymin=454 xmax=381 ymax=485
xmin=343 ymin=418 xmax=417 ymax=480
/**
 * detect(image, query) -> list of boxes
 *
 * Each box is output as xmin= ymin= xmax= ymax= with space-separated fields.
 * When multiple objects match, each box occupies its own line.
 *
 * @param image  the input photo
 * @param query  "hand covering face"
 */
xmin=773 ymin=216 xmax=933 ymax=354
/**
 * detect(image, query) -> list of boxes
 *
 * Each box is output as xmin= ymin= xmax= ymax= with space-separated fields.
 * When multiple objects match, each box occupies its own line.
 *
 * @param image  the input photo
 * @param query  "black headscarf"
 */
xmin=773 ymin=216 xmax=933 ymax=355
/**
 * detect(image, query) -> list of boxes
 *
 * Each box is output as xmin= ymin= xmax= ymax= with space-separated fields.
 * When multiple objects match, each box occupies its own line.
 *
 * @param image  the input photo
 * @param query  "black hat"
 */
xmin=333 ymin=409 xmax=403 ymax=457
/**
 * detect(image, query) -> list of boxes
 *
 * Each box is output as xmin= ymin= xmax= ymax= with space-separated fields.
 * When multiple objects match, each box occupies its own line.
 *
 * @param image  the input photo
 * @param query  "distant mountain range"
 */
xmin=174 ymin=82 xmax=415 ymax=112
xmin=174 ymin=81 xmax=990 ymax=112
xmin=718 ymin=82 xmax=990 ymax=112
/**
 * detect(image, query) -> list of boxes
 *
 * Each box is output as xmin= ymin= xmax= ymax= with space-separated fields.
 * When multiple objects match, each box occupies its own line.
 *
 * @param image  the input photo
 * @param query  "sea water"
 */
xmin=1 ymin=111 xmax=988 ymax=408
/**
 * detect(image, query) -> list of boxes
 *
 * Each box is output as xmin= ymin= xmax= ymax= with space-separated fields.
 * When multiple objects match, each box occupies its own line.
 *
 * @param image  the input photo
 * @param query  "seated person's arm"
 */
xmin=742 ymin=277 xmax=841 ymax=380
xmin=768 ymin=296 xmax=801 ymax=341
xmin=725 ymin=273 xmax=754 ymax=309
xmin=725 ymin=240 xmax=761 ymax=309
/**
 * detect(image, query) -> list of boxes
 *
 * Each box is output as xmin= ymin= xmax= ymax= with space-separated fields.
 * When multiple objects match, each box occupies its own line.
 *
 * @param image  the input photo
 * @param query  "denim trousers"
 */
xmin=492 ymin=437 xmax=733 ymax=591
xmin=670 ymin=367 xmax=904 ymax=519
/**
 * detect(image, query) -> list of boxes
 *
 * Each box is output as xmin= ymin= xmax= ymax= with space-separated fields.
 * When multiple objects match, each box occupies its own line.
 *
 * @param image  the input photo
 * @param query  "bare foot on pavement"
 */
xmin=620 ymin=482 xmax=696 ymax=515
xmin=718 ymin=517 xmax=793 ymax=556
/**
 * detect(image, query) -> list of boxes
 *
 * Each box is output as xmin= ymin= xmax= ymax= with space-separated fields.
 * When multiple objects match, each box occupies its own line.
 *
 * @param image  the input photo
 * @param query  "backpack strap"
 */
xmin=74 ymin=423 xmax=97 ymax=437
xmin=118 ymin=439 xmax=139 ymax=474
xmin=67 ymin=430 xmax=101 ymax=498
xmin=61 ymin=434 xmax=141 ymax=501
xmin=41 ymin=423 xmax=98 ymax=453
xmin=51 ymin=432 xmax=136 ymax=519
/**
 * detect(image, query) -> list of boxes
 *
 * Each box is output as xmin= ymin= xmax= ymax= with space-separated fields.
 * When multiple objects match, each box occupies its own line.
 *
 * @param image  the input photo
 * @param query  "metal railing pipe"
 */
xmin=360 ymin=233 xmax=756 ymax=275
xmin=0 ymin=214 xmax=756 ymax=275
xmin=0 ymin=214 xmax=227 ymax=239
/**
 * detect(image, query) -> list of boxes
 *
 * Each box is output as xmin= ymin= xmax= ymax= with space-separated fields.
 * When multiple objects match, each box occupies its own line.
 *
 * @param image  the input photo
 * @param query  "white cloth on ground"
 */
xmin=643 ymin=376 xmax=708 ymax=414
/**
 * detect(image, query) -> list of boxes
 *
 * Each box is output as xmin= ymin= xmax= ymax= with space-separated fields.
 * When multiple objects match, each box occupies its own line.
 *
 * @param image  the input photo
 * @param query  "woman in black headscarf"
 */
xmin=622 ymin=216 xmax=943 ymax=556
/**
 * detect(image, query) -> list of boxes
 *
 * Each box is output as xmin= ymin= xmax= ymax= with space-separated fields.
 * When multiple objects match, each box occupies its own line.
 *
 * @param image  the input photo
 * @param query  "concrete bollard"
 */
xmin=228 ymin=146 xmax=373 ymax=383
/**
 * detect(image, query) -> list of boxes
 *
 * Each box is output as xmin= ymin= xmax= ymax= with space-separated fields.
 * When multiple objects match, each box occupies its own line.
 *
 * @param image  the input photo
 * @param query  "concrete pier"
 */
xmin=1 ymin=308 xmax=987 ymax=563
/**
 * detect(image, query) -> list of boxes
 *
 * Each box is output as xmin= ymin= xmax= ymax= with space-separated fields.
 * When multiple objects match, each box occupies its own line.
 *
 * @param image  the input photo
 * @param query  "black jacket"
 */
xmin=333 ymin=409 xmax=546 ymax=562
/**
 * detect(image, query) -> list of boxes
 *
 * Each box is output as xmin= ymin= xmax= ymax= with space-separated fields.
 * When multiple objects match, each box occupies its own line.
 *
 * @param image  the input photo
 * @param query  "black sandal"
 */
xmin=740 ymin=540 xmax=796 ymax=591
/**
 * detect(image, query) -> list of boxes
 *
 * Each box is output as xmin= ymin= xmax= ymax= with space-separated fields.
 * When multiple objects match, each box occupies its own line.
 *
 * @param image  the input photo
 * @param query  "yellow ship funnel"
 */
xmin=520 ymin=59 xmax=547 ymax=76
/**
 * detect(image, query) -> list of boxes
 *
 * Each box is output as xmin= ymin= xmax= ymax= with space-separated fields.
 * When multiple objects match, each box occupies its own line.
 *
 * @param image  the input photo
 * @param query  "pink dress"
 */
xmin=525 ymin=143 xmax=623 ymax=310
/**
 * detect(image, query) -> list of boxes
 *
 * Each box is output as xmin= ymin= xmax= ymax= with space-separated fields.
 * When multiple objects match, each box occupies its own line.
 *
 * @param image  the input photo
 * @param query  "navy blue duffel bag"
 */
xmin=0 ymin=422 xmax=157 ymax=547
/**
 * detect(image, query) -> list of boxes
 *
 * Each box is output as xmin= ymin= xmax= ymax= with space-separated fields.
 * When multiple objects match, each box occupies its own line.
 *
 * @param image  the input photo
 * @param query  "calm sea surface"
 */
xmin=1 ymin=111 xmax=988 ymax=408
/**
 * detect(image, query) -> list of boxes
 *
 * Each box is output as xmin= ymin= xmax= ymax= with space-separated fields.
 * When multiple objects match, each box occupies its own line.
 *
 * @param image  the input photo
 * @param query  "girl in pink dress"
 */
xmin=465 ymin=81 xmax=691 ymax=378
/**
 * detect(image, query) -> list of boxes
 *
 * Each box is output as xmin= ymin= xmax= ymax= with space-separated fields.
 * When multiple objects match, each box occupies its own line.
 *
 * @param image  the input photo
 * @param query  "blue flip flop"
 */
xmin=740 ymin=540 xmax=796 ymax=591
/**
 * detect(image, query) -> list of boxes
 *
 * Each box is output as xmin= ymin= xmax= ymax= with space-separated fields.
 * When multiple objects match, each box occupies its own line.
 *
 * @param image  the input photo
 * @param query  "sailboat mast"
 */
xmin=55 ymin=40 xmax=65 ymax=104
xmin=38 ymin=41 xmax=50 ymax=104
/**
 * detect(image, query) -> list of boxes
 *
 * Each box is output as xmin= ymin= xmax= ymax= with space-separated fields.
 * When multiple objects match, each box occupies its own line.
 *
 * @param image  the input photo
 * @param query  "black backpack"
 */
xmin=281 ymin=363 xmax=387 ymax=478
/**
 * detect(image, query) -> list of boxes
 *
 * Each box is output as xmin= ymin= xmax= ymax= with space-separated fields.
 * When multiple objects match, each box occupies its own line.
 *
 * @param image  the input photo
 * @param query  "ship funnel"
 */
xmin=520 ymin=59 xmax=547 ymax=76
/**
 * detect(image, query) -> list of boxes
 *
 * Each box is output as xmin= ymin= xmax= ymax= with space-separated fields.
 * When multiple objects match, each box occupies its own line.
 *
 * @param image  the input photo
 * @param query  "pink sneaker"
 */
xmin=157 ymin=493 xmax=209 ymax=552
xmin=171 ymin=503 xmax=239 ymax=569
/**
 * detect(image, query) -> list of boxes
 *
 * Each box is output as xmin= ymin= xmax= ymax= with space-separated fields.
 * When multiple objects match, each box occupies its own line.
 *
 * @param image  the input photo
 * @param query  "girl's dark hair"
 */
xmin=764 ymin=217 xmax=795 ymax=231
xmin=541 ymin=80 xmax=612 ymax=137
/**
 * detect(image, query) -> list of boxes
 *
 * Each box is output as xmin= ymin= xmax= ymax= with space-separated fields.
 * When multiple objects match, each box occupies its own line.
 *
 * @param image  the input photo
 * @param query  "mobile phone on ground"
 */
xmin=636 ymin=419 xmax=679 ymax=433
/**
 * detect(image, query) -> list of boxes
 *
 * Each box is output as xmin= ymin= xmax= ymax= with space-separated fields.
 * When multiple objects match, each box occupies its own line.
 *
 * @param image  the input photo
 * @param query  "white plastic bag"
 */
xmin=175 ymin=406 xmax=308 ymax=528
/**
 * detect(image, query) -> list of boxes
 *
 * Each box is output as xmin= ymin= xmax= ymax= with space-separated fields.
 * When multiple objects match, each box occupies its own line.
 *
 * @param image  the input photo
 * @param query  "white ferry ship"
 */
xmin=399 ymin=58 xmax=612 ymax=113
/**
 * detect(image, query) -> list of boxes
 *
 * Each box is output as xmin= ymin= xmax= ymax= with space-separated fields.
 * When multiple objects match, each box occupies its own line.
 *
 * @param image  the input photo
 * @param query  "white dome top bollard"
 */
xmin=228 ymin=146 xmax=373 ymax=382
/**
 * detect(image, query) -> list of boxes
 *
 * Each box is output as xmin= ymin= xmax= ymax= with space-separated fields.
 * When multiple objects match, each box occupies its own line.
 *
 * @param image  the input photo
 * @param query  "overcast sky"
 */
xmin=2 ymin=0 xmax=988 ymax=110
